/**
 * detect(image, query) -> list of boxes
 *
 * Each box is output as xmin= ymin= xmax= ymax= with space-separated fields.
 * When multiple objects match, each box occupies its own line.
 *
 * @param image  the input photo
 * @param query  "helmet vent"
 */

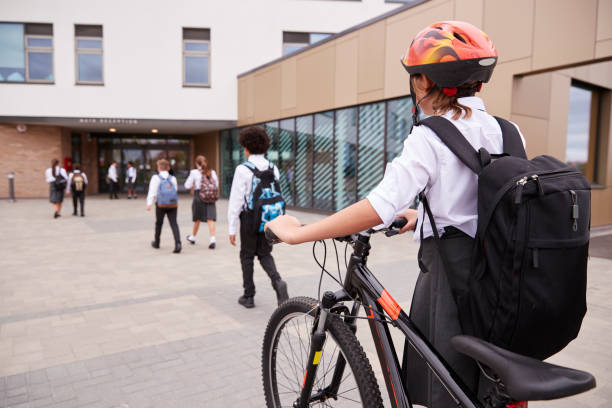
xmin=453 ymin=32 xmax=467 ymax=44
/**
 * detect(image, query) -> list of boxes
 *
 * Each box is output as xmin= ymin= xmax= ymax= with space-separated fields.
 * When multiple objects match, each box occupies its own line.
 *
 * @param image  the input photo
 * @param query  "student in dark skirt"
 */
xmin=185 ymin=155 xmax=218 ymax=249
xmin=45 ymin=158 xmax=68 ymax=218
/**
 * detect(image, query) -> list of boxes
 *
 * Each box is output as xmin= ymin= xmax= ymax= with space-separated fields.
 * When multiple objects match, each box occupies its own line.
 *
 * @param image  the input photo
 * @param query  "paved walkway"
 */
xmin=0 ymin=196 xmax=610 ymax=407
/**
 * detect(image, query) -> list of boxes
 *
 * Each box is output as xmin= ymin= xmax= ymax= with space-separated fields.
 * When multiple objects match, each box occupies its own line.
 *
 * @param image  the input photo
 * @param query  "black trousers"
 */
xmin=402 ymin=229 xmax=479 ymax=408
xmin=155 ymin=206 xmax=181 ymax=245
xmin=109 ymin=181 xmax=119 ymax=199
xmin=72 ymin=190 xmax=85 ymax=215
xmin=239 ymin=213 xmax=281 ymax=297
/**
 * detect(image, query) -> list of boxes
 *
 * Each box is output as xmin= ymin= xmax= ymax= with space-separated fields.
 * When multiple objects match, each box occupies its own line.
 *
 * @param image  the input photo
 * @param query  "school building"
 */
xmin=2 ymin=0 xmax=612 ymax=226
xmin=0 ymin=0 xmax=401 ymax=195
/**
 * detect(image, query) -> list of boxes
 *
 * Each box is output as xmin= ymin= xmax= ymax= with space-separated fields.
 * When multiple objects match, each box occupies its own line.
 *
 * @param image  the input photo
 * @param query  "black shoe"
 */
xmin=53 ymin=212 xmax=59 ymax=219
xmin=81 ymin=213 xmax=85 ymax=217
xmin=173 ymin=243 xmax=182 ymax=253
xmin=273 ymin=279 xmax=289 ymax=306
xmin=238 ymin=295 xmax=255 ymax=309
xmin=208 ymin=242 xmax=216 ymax=249
xmin=151 ymin=241 xmax=160 ymax=249
xmin=72 ymin=212 xmax=77 ymax=216
xmin=128 ymin=196 xmax=132 ymax=199
xmin=186 ymin=235 xmax=196 ymax=245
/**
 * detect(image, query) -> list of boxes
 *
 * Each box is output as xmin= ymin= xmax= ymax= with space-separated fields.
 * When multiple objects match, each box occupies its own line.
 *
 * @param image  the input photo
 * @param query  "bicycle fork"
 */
xmin=296 ymin=307 xmax=329 ymax=408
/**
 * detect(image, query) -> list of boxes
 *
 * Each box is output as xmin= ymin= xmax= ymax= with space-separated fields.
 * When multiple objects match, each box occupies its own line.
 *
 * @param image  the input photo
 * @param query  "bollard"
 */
xmin=8 ymin=172 xmax=16 ymax=202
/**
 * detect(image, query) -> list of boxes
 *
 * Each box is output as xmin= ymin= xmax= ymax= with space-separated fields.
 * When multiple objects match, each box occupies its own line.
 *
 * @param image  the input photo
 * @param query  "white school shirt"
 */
xmin=125 ymin=167 xmax=137 ymax=183
xmin=146 ymin=171 xmax=178 ymax=206
xmin=367 ymin=97 xmax=525 ymax=241
xmin=66 ymin=170 xmax=89 ymax=193
xmin=184 ymin=169 xmax=218 ymax=190
xmin=227 ymin=154 xmax=280 ymax=235
xmin=107 ymin=164 xmax=118 ymax=182
xmin=45 ymin=166 xmax=68 ymax=183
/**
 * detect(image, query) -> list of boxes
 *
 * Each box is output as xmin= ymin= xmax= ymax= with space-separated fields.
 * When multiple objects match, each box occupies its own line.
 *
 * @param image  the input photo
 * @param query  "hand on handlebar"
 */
xmin=397 ymin=208 xmax=418 ymax=234
xmin=265 ymin=214 xmax=302 ymax=245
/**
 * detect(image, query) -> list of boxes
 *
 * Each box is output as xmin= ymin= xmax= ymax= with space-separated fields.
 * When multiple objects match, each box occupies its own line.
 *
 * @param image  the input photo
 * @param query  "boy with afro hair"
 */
xmin=227 ymin=126 xmax=289 ymax=309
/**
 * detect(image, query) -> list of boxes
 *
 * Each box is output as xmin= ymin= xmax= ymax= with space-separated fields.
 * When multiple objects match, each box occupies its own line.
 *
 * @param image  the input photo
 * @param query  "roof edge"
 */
xmin=237 ymin=0 xmax=430 ymax=79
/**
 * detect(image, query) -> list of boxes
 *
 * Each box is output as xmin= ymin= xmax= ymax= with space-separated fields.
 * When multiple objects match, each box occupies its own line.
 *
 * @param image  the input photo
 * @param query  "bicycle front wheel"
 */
xmin=262 ymin=296 xmax=383 ymax=407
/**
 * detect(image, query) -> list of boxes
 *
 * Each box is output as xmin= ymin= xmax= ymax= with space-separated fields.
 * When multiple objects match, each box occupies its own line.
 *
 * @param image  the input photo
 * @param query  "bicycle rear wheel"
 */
xmin=262 ymin=296 xmax=383 ymax=407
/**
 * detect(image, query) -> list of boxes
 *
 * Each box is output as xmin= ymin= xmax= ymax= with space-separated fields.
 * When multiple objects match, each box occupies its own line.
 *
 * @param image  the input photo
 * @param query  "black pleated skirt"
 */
xmin=192 ymin=191 xmax=217 ymax=222
xmin=49 ymin=185 xmax=64 ymax=204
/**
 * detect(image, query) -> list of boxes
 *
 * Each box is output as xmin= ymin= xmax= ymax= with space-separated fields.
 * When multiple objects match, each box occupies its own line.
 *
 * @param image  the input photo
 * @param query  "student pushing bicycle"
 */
xmin=264 ymin=21 xmax=595 ymax=408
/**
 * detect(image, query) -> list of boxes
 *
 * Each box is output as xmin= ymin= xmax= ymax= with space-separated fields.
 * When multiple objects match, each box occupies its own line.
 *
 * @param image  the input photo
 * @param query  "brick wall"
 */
xmin=0 ymin=124 xmax=63 ymax=198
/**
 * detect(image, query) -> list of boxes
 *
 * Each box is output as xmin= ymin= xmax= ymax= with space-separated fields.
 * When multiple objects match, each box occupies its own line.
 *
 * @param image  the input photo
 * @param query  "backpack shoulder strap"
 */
xmin=419 ymin=116 xmax=482 ymax=174
xmin=493 ymin=116 xmax=527 ymax=159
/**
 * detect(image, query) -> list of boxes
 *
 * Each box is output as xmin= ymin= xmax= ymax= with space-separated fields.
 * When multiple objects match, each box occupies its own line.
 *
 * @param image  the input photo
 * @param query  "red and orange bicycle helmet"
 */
xmin=401 ymin=21 xmax=498 ymax=95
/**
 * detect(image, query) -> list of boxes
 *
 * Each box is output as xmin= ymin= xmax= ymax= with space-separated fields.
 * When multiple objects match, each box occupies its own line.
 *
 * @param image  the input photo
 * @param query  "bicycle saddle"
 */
xmin=451 ymin=335 xmax=595 ymax=401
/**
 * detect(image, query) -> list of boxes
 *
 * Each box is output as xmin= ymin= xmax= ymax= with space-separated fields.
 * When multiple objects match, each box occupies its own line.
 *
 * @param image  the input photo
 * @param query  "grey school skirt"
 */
xmin=49 ymin=184 xmax=64 ymax=204
xmin=402 ymin=229 xmax=480 ymax=407
xmin=192 ymin=190 xmax=217 ymax=222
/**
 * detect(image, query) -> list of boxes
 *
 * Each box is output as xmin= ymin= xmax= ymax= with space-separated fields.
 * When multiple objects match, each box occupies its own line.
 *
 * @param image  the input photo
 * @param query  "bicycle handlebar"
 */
xmin=264 ymin=217 xmax=408 ymax=245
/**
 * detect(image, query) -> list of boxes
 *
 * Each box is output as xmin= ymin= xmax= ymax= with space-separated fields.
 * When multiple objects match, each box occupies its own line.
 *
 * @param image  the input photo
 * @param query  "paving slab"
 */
xmin=0 ymin=196 xmax=610 ymax=407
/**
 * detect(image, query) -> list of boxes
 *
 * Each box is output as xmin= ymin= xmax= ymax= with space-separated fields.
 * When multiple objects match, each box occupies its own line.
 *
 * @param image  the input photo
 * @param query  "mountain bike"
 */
xmin=261 ymin=219 xmax=596 ymax=407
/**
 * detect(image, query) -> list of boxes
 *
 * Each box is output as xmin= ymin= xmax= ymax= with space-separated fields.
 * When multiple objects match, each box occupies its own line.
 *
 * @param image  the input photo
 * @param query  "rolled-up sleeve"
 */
xmin=366 ymin=128 xmax=438 ymax=226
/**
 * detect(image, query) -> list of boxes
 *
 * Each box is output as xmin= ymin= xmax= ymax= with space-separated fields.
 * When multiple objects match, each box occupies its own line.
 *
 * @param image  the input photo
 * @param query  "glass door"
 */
xmin=98 ymin=147 xmax=121 ymax=193
xmin=167 ymin=148 xmax=189 ymax=192
xmin=122 ymin=148 xmax=145 ymax=193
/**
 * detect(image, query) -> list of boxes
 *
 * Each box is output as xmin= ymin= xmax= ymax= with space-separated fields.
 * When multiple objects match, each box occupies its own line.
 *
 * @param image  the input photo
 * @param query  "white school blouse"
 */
xmin=125 ymin=167 xmax=137 ymax=183
xmin=227 ymin=154 xmax=280 ymax=235
xmin=184 ymin=169 xmax=218 ymax=190
xmin=367 ymin=97 xmax=525 ymax=241
xmin=45 ymin=166 xmax=68 ymax=183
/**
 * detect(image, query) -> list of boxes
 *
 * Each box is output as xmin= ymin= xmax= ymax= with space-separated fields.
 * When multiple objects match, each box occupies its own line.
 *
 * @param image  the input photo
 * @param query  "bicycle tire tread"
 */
xmin=262 ymin=296 xmax=383 ymax=407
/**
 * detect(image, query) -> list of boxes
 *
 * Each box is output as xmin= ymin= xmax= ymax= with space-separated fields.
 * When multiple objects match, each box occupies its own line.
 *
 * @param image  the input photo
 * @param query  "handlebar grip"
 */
xmin=390 ymin=217 xmax=408 ymax=229
xmin=265 ymin=227 xmax=281 ymax=244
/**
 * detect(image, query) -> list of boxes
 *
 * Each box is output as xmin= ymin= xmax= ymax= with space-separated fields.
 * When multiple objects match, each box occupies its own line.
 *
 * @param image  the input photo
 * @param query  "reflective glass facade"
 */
xmin=219 ymin=96 xmax=413 ymax=212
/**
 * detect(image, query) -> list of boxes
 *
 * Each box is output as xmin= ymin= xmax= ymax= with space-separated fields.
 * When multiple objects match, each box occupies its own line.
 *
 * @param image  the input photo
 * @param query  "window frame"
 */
xmin=182 ymin=38 xmax=211 ymax=87
xmin=75 ymin=34 xmax=104 ymax=85
xmin=24 ymin=33 xmax=54 ymax=83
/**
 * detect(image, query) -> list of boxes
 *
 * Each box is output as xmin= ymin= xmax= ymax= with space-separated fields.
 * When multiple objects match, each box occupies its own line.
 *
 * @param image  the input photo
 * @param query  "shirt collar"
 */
xmin=159 ymin=171 xmax=169 ymax=177
xmin=457 ymin=96 xmax=486 ymax=112
xmin=248 ymin=154 xmax=265 ymax=162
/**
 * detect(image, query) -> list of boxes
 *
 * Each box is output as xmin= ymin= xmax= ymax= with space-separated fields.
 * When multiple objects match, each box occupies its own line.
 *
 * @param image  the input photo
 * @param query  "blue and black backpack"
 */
xmin=242 ymin=162 xmax=285 ymax=233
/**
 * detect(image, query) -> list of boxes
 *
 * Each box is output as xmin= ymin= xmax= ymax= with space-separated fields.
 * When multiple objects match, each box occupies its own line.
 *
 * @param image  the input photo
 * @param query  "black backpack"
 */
xmin=419 ymin=116 xmax=590 ymax=360
xmin=242 ymin=162 xmax=286 ymax=233
xmin=53 ymin=172 xmax=67 ymax=191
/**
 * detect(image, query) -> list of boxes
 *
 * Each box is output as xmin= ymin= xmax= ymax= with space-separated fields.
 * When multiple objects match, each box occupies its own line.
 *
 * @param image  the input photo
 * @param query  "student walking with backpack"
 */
xmin=146 ymin=159 xmax=182 ymax=253
xmin=66 ymin=163 xmax=88 ymax=217
xmin=228 ymin=126 xmax=289 ymax=309
xmin=185 ymin=155 xmax=218 ymax=249
xmin=264 ymin=21 xmax=586 ymax=408
xmin=45 ymin=158 xmax=68 ymax=219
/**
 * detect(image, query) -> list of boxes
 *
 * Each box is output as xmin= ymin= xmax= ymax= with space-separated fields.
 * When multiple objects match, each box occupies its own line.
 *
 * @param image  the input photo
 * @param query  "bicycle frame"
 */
xmin=298 ymin=232 xmax=483 ymax=408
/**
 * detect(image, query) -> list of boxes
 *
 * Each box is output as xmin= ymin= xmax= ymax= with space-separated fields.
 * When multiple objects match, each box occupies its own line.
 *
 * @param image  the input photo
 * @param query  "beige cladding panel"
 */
xmin=296 ymin=45 xmax=336 ymax=115
xmin=532 ymin=0 xmax=597 ymax=70
xmin=597 ymin=0 xmax=612 ymax=41
xmin=253 ymin=66 xmax=282 ymax=123
xmin=335 ymin=35 xmax=359 ymax=108
xmin=511 ymin=72 xmax=552 ymax=119
xmin=357 ymin=21 xmax=386 ymax=96
xmin=596 ymin=39 xmax=612 ymax=59
xmin=281 ymin=59 xmax=297 ymax=112
xmin=238 ymin=78 xmax=247 ymax=123
xmin=383 ymin=0 xmax=453 ymax=100
xmin=558 ymin=60 xmax=612 ymax=90
xmin=453 ymin=0 xmax=483 ymax=28
xmin=591 ymin=188 xmax=612 ymax=226
xmin=247 ymin=76 xmax=255 ymax=121
xmin=483 ymin=0 xmax=534 ymax=63
xmin=510 ymin=114 xmax=549 ymax=159
xmin=480 ymin=57 xmax=532 ymax=118
xmin=547 ymin=73 xmax=571 ymax=160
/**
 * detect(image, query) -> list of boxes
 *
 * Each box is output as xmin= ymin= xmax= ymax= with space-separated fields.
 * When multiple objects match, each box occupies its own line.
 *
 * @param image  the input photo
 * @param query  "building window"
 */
xmin=314 ymin=112 xmax=335 ymax=211
xmin=183 ymin=28 xmax=210 ymax=87
xmin=357 ymin=102 xmax=385 ymax=200
xmin=0 ymin=23 xmax=53 ymax=83
xmin=334 ymin=108 xmax=357 ymax=210
xmin=566 ymin=81 xmax=604 ymax=184
xmin=75 ymin=25 xmax=103 ymax=84
xmin=296 ymin=115 xmax=314 ymax=207
xmin=71 ymin=133 xmax=82 ymax=165
xmin=282 ymin=32 xmax=332 ymax=56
